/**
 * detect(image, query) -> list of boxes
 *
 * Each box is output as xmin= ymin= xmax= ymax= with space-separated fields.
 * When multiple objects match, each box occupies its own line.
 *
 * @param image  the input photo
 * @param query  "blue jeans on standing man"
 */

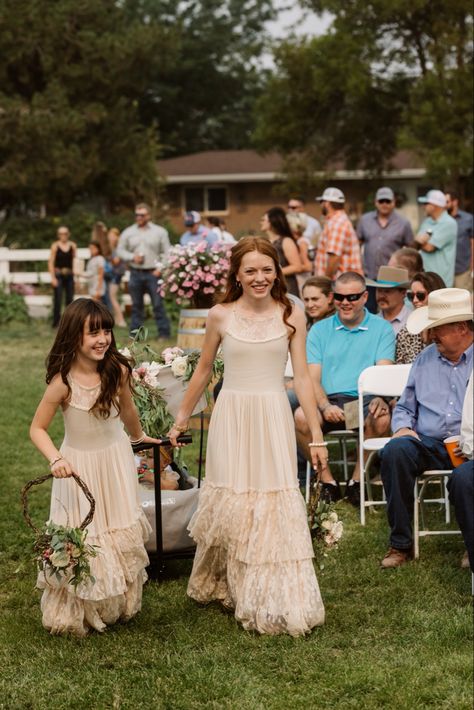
xmin=380 ymin=434 xmax=452 ymax=551
xmin=128 ymin=268 xmax=170 ymax=337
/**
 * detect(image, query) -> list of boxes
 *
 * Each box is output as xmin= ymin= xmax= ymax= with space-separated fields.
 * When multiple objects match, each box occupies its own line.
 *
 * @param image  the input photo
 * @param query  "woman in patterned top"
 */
xmin=395 ymin=271 xmax=446 ymax=363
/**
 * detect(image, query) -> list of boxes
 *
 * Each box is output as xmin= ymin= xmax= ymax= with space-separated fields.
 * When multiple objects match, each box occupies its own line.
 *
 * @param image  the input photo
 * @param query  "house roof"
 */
xmin=159 ymin=149 xmax=426 ymax=184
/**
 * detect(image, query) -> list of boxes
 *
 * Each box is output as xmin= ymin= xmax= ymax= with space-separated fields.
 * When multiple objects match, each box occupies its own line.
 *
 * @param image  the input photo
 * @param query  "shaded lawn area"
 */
xmin=0 ymin=321 xmax=472 ymax=710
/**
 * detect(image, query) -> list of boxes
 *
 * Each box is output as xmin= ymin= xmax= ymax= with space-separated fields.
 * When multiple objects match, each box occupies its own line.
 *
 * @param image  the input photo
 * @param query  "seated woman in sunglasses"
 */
xmin=395 ymin=272 xmax=446 ymax=363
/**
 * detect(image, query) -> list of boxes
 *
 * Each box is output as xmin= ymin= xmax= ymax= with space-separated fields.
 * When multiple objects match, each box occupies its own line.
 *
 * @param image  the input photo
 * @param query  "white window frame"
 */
xmin=182 ymin=184 xmax=229 ymax=215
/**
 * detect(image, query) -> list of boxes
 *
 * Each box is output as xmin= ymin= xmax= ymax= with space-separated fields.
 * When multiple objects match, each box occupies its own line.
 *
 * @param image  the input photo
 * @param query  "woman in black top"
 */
xmin=260 ymin=207 xmax=302 ymax=297
xmin=48 ymin=226 xmax=76 ymax=327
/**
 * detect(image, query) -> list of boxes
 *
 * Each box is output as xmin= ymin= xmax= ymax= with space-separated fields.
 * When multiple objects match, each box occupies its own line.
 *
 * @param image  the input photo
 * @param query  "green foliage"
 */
xmin=0 ymin=286 xmax=30 ymax=324
xmin=33 ymin=520 xmax=98 ymax=589
xmin=255 ymin=0 xmax=473 ymax=188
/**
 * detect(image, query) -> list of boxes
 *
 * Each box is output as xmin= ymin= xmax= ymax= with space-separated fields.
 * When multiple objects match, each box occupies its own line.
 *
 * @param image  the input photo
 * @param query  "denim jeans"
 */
xmin=52 ymin=274 xmax=74 ymax=326
xmin=380 ymin=434 xmax=451 ymax=550
xmin=128 ymin=269 xmax=170 ymax=337
xmin=447 ymin=460 xmax=474 ymax=571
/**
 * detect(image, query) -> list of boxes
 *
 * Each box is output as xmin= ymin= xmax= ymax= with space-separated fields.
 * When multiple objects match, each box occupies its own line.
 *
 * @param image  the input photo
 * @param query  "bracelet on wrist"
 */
xmin=309 ymin=442 xmax=327 ymax=448
xmin=49 ymin=456 xmax=63 ymax=468
xmin=130 ymin=432 xmax=147 ymax=445
xmin=173 ymin=422 xmax=188 ymax=433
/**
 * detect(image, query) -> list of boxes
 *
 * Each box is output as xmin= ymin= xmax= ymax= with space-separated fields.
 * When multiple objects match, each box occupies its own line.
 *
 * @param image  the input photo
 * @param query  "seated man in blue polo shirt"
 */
xmin=295 ymin=271 xmax=395 ymax=505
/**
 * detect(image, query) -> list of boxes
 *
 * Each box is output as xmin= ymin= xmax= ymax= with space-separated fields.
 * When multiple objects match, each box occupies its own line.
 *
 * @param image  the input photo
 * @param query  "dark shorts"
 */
xmin=322 ymin=394 xmax=373 ymax=434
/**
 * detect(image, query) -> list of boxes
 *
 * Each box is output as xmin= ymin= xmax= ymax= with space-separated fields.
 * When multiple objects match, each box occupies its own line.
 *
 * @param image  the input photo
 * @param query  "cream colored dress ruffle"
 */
xmin=187 ymin=308 xmax=325 ymax=636
xmin=37 ymin=377 xmax=151 ymax=636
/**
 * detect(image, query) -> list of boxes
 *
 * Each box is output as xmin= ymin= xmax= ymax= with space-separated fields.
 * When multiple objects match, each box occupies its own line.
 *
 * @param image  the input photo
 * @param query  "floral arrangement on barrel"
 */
xmin=119 ymin=328 xmax=224 ymax=439
xmin=157 ymin=241 xmax=232 ymax=308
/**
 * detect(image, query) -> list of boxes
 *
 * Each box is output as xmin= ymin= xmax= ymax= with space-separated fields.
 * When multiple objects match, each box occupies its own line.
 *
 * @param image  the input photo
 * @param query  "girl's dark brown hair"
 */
xmin=219 ymin=236 xmax=296 ymax=335
xmin=46 ymin=299 xmax=132 ymax=418
xmin=301 ymin=275 xmax=336 ymax=326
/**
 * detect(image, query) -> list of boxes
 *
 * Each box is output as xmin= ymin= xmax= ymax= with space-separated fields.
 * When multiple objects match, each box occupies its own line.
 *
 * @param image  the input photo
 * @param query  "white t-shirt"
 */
xmin=460 ymin=372 xmax=473 ymax=460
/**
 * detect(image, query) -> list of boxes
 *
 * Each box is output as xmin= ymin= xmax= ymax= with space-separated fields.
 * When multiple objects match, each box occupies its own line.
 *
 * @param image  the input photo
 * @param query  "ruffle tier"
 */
xmin=37 ymin=513 xmax=151 ymax=637
xmin=187 ymin=483 xmax=325 ymax=636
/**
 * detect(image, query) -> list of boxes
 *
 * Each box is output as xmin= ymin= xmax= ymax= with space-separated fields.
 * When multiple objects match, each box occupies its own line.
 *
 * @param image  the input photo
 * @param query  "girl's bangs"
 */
xmin=88 ymin=304 xmax=114 ymax=332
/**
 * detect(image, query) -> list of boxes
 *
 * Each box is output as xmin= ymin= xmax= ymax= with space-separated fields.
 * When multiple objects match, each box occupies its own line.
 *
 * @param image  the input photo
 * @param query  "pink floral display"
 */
xmin=157 ymin=241 xmax=232 ymax=308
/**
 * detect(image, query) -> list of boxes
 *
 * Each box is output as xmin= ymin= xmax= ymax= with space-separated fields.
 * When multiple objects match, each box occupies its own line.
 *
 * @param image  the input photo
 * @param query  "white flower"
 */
xmin=171 ymin=356 xmax=188 ymax=377
xmin=119 ymin=347 xmax=131 ymax=358
xmin=321 ymin=519 xmax=333 ymax=530
xmin=50 ymin=550 xmax=70 ymax=568
xmin=329 ymin=511 xmax=339 ymax=522
xmin=331 ymin=520 xmax=343 ymax=541
xmin=143 ymin=361 xmax=162 ymax=388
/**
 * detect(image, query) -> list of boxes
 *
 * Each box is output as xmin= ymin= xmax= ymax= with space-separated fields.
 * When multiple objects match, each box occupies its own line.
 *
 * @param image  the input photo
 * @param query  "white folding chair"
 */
xmin=358 ymin=364 xmax=412 ymax=524
xmin=413 ymin=469 xmax=461 ymax=558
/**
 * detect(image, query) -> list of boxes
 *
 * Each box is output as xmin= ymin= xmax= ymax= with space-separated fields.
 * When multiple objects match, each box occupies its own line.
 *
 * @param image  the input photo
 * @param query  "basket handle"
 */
xmin=21 ymin=472 xmax=96 ymax=535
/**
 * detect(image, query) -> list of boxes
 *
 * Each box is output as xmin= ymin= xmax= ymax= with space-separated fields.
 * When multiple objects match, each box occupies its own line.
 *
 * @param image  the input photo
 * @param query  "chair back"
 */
xmin=358 ymin=364 xmax=411 ymax=398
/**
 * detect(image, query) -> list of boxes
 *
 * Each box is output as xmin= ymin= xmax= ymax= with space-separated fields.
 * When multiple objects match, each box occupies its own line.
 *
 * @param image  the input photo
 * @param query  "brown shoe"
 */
xmin=461 ymin=550 xmax=470 ymax=569
xmin=381 ymin=547 xmax=413 ymax=569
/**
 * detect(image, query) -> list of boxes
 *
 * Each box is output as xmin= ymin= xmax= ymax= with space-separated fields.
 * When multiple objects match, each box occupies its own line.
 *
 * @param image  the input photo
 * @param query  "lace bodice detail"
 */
xmin=226 ymin=307 xmax=288 ymax=343
xmin=67 ymin=376 xmax=101 ymax=411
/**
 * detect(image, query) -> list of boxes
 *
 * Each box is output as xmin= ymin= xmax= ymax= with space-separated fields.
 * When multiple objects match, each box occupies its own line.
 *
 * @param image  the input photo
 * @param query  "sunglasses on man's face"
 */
xmin=287 ymin=204 xmax=300 ymax=210
xmin=377 ymin=199 xmax=393 ymax=204
xmin=333 ymin=290 xmax=367 ymax=303
xmin=135 ymin=212 xmax=148 ymax=218
xmin=407 ymin=291 xmax=427 ymax=302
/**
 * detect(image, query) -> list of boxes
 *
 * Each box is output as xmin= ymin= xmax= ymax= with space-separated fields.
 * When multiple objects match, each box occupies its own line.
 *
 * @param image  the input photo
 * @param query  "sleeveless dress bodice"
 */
xmin=187 ymin=305 xmax=325 ymax=636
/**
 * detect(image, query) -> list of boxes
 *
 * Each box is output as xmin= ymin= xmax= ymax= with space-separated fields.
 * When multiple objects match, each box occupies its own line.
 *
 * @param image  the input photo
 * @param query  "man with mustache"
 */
xmin=366 ymin=265 xmax=412 ymax=335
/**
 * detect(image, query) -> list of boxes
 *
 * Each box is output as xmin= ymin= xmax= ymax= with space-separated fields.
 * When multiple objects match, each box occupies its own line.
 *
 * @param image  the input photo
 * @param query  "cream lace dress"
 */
xmin=37 ymin=377 xmax=151 ymax=636
xmin=187 ymin=307 xmax=325 ymax=636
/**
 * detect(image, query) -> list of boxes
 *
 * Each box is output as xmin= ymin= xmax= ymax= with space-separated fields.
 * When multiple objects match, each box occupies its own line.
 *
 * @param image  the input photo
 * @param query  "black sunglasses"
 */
xmin=407 ymin=291 xmax=427 ymax=302
xmin=377 ymin=199 xmax=393 ymax=204
xmin=333 ymin=290 xmax=367 ymax=303
xmin=135 ymin=212 xmax=148 ymax=217
xmin=287 ymin=204 xmax=299 ymax=210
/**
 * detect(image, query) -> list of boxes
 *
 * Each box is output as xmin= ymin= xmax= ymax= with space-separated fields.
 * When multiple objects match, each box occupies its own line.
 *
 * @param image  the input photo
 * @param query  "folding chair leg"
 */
xmin=444 ymin=477 xmax=450 ymax=524
xmin=413 ymin=479 xmax=420 ymax=559
xmin=342 ymin=439 xmax=349 ymax=481
xmin=305 ymin=461 xmax=311 ymax=504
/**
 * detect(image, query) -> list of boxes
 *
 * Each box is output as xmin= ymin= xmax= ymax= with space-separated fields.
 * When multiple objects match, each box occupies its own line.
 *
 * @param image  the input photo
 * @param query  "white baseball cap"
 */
xmin=316 ymin=187 xmax=345 ymax=204
xmin=417 ymin=190 xmax=447 ymax=208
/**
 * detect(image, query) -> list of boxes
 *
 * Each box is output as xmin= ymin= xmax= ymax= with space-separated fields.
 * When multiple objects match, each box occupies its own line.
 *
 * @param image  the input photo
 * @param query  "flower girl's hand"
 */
xmin=50 ymin=457 xmax=75 ymax=479
xmin=141 ymin=434 xmax=162 ymax=446
xmin=310 ymin=445 xmax=329 ymax=475
xmin=167 ymin=425 xmax=188 ymax=448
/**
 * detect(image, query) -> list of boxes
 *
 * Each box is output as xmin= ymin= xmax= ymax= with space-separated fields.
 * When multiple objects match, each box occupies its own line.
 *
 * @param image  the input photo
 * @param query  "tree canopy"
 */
xmin=254 ymin=0 xmax=473 ymax=188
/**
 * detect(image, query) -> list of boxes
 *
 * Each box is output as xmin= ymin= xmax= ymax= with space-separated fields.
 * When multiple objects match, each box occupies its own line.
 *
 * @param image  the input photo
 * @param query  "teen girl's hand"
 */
xmin=50 ymin=457 xmax=75 ymax=479
xmin=141 ymin=434 xmax=162 ymax=446
xmin=310 ymin=443 xmax=329 ymax=475
xmin=167 ymin=424 xmax=189 ymax=448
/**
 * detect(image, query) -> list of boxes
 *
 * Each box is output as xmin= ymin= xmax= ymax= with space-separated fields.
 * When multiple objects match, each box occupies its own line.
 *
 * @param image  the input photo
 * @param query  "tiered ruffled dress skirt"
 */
xmin=187 ymin=310 xmax=325 ymax=636
xmin=37 ymin=379 xmax=151 ymax=636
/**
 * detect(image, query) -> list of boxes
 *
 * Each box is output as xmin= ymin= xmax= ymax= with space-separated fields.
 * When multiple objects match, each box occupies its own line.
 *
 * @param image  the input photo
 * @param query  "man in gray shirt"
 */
xmin=117 ymin=202 xmax=171 ymax=337
xmin=357 ymin=187 xmax=414 ymax=279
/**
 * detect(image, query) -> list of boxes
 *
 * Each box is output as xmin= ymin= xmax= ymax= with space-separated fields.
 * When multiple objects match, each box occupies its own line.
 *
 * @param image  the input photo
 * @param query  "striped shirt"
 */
xmin=315 ymin=211 xmax=363 ymax=278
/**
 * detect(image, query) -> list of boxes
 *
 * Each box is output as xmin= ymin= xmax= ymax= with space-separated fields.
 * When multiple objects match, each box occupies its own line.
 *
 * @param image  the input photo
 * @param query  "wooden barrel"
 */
xmin=177 ymin=308 xmax=209 ymax=349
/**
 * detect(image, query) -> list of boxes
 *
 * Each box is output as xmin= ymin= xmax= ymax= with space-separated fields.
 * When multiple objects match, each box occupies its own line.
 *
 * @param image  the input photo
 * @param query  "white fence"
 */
xmin=0 ymin=247 xmax=140 ymax=318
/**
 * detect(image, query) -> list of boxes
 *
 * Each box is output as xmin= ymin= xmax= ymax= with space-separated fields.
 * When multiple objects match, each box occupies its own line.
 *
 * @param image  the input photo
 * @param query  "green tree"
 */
xmin=0 ymin=0 xmax=173 ymax=211
xmin=123 ymin=0 xmax=275 ymax=156
xmin=255 ymin=0 xmax=473 ymax=187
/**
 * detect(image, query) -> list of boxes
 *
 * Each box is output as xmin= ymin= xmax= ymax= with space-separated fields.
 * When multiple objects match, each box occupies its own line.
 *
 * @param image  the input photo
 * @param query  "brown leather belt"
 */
xmin=55 ymin=268 xmax=73 ymax=275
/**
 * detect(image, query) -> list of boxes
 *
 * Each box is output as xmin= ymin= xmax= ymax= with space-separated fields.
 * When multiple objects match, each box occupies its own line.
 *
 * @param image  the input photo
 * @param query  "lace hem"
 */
xmin=37 ymin=514 xmax=151 ymax=636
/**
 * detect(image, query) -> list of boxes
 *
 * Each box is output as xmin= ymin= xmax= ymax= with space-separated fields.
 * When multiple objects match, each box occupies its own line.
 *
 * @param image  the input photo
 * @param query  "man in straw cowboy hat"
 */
xmin=366 ymin=265 xmax=411 ymax=335
xmin=380 ymin=288 xmax=473 ymax=568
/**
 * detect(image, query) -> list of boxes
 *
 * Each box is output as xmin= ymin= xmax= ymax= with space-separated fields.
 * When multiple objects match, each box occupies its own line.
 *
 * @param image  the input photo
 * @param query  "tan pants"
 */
xmin=454 ymin=270 xmax=473 ymax=292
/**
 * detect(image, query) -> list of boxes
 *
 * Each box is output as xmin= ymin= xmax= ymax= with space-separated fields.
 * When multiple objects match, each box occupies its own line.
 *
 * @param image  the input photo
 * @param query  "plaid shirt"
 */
xmin=315 ymin=211 xmax=363 ymax=278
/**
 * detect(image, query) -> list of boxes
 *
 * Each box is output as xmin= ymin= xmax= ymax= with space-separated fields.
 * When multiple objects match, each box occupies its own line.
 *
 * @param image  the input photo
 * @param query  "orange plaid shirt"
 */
xmin=315 ymin=211 xmax=363 ymax=278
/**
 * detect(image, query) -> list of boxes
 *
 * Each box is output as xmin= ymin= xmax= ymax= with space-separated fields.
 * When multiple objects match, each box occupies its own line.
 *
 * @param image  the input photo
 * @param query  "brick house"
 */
xmin=158 ymin=149 xmax=430 ymax=237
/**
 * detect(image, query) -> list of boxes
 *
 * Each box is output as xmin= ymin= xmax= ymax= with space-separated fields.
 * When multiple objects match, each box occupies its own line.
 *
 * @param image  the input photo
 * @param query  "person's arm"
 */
xmin=306 ymin=324 xmax=345 ymax=423
xmin=281 ymin=237 xmax=303 ymax=275
xmin=167 ymin=305 xmax=224 ymax=445
xmin=118 ymin=368 xmax=162 ymax=445
xmin=29 ymin=375 xmax=73 ymax=478
xmin=289 ymin=307 xmax=328 ymax=472
xmin=95 ymin=259 xmax=104 ymax=300
xmin=297 ymin=238 xmax=313 ymax=272
xmin=391 ymin=364 xmax=419 ymax=438
xmin=116 ymin=229 xmax=135 ymax=263
xmin=325 ymin=253 xmax=342 ymax=278
xmin=48 ymin=243 xmax=58 ymax=287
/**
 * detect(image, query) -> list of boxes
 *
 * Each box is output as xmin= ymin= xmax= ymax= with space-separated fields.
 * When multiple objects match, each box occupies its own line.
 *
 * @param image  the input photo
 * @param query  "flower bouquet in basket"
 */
xmin=120 ymin=328 xmax=224 ymax=439
xmin=157 ymin=241 xmax=232 ymax=308
xmin=307 ymin=479 xmax=343 ymax=563
xmin=21 ymin=472 xmax=99 ymax=589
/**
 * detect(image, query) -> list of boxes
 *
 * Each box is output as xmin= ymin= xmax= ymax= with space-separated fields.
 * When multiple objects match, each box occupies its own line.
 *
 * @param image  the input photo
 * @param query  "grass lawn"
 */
xmin=0 ymin=320 xmax=472 ymax=710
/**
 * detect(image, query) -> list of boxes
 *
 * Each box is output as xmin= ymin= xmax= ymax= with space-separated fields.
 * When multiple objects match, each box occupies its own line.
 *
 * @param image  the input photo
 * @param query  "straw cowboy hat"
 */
xmin=365 ymin=265 xmax=410 ymax=289
xmin=407 ymin=288 xmax=473 ymax=334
